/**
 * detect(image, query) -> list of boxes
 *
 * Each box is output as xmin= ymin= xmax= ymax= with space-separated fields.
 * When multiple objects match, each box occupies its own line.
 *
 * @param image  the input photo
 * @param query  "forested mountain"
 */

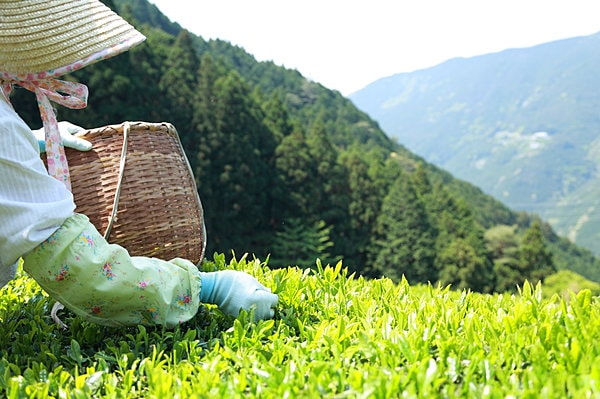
xmin=350 ymin=32 xmax=600 ymax=259
xmin=11 ymin=0 xmax=600 ymax=289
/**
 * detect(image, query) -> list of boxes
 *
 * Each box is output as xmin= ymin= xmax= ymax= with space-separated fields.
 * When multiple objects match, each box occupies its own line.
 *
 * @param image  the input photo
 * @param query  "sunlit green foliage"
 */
xmin=542 ymin=270 xmax=600 ymax=299
xmin=1 ymin=257 xmax=598 ymax=398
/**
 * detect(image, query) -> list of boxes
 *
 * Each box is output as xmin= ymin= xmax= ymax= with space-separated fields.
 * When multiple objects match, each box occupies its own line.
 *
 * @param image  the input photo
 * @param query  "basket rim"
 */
xmin=73 ymin=121 xmax=177 ymax=139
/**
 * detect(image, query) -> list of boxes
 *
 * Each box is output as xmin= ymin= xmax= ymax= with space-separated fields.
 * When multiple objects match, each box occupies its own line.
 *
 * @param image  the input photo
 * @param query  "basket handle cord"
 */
xmin=1 ymin=79 xmax=88 ymax=191
xmin=104 ymin=121 xmax=130 ymax=239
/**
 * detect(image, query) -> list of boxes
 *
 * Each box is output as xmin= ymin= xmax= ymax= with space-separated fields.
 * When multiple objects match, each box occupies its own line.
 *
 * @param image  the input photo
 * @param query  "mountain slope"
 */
xmin=10 ymin=0 xmax=600 ymax=285
xmin=350 ymin=32 xmax=600 ymax=255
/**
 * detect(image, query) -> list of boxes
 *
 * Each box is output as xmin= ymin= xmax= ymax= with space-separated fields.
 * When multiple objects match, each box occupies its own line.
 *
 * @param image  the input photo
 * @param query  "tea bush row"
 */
xmin=0 ymin=255 xmax=598 ymax=398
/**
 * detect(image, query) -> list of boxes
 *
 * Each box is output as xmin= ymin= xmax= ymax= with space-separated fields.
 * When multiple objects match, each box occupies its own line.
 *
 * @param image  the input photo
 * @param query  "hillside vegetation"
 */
xmin=10 ymin=0 xmax=600 ymax=288
xmin=1 ymin=258 xmax=599 ymax=397
xmin=350 ymin=32 xmax=600 ymax=258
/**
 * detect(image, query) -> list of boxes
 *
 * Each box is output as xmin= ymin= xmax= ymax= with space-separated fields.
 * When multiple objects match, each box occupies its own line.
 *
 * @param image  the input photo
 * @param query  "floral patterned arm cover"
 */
xmin=22 ymin=213 xmax=202 ymax=328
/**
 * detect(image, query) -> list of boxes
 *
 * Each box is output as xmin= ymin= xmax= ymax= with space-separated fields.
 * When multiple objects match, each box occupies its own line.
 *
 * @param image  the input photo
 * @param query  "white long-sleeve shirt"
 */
xmin=0 ymin=93 xmax=75 ymax=284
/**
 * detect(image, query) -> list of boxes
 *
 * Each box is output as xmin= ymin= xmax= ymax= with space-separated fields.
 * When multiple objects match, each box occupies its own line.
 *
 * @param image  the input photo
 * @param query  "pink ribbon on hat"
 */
xmin=1 ymin=78 xmax=88 ymax=191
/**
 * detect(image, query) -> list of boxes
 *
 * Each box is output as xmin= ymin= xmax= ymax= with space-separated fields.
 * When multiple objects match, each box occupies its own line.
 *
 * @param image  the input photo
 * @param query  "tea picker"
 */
xmin=0 ymin=0 xmax=277 ymax=327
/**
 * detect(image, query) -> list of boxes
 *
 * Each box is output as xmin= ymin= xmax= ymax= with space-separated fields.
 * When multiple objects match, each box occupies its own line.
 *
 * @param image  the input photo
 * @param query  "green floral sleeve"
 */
xmin=22 ymin=213 xmax=202 ymax=327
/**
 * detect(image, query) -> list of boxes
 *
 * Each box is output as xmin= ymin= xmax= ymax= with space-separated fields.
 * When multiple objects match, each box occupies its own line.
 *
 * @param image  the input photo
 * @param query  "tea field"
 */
xmin=0 ymin=254 xmax=598 ymax=398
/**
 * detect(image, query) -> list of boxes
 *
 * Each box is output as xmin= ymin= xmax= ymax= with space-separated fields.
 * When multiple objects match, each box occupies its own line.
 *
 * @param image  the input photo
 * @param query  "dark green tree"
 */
xmin=368 ymin=171 xmax=436 ymax=284
xmin=519 ymin=220 xmax=556 ymax=283
xmin=273 ymin=129 xmax=316 ymax=221
xmin=338 ymin=147 xmax=386 ymax=273
xmin=305 ymin=121 xmax=350 ymax=256
xmin=418 ymin=172 xmax=495 ymax=292
xmin=336 ymin=149 xmax=382 ymax=271
xmin=485 ymin=225 xmax=522 ymax=292
xmin=412 ymin=163 xmax=433 ymax=197
xmin=193 ymin=56 xmax=276 ymax=255
xmin=262 ymin=90 xmax=294 ymax=142
xmin=158 ymin=29 xmax=200 ymax=165
xmin=437 ymin=238 xmax=493 ymax=292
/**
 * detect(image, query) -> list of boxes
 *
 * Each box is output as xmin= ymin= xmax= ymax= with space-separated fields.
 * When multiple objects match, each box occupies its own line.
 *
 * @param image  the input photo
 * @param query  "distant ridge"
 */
xmin=351 ymin=31 xmax=600 ymax=256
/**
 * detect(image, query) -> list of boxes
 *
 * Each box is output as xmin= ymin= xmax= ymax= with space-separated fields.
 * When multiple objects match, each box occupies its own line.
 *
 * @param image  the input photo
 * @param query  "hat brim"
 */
xmin=0 ymin=0 xmax=146 ymax=78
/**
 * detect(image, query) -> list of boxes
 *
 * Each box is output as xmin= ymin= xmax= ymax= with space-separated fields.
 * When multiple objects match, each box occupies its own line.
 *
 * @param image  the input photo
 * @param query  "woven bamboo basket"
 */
xmin=49 ymin=121 xmax=206 ymax=265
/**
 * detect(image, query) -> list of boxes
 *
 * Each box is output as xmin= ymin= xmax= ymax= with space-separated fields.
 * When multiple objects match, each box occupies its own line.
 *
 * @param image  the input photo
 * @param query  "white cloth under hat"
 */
xmin=0 ymin=93 xmax=75 ymax=277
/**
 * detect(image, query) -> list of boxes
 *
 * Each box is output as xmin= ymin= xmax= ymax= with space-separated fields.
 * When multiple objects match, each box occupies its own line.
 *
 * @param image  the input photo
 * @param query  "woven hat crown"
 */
xmin=0 ymin=0 xmax=145 ymax=76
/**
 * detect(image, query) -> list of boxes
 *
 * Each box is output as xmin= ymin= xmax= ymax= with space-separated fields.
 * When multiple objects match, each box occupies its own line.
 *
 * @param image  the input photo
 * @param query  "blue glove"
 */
xmin=32 ymin=121 xmax=92 ymax=152
xmin=199 ymin=270 xmax=278 ymax=320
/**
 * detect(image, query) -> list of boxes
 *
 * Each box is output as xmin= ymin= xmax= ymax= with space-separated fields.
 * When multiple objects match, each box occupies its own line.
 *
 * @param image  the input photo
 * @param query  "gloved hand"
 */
xmin=32 ymin=121 xmax=92 ymax=152
xmin=199 ymin=270 xmax=278 ymax=320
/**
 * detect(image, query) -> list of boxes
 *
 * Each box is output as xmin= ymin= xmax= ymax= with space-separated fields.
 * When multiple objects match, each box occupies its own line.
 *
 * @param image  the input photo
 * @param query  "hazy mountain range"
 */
xmin=350 ymin=32 xmax=600 ymax=256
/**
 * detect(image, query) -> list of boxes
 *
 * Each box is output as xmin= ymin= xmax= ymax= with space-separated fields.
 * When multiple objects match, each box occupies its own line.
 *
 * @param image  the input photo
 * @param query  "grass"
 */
xmin=0 ymin=253 xmax=598 ymax=398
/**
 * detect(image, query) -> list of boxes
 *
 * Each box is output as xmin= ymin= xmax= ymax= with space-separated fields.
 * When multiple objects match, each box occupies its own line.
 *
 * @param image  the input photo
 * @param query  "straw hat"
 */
xmin=0 ymin=0 xmax=146 ymax=77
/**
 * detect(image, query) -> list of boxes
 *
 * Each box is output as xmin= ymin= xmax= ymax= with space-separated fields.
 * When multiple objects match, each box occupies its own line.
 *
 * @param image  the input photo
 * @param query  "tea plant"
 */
xmin=0 ymin=254 xmax=598 ymax=398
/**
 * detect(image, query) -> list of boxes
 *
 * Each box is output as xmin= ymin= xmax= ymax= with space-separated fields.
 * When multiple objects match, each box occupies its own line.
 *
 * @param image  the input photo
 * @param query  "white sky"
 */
xmin=148 ymin=1 xmax=600 ymax=95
